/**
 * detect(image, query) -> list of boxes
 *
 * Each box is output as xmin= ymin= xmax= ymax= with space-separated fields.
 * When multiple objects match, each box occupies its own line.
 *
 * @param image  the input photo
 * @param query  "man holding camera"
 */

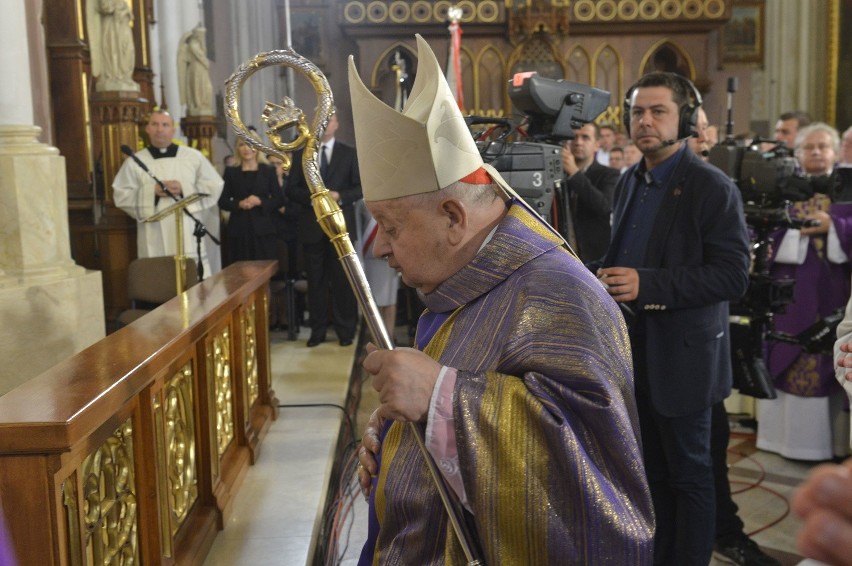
xmin=560 ymin=122 xmax=620 ymax=262
xmin=591 ymin=72 xmax=751 ymax=565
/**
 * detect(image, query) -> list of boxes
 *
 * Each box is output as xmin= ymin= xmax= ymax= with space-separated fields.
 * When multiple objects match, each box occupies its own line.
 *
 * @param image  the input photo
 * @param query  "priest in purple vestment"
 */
xmin=758 ymin=122 xmax=852 ymax=462
xmin=348 ymin=35 xmax=654 ymax=565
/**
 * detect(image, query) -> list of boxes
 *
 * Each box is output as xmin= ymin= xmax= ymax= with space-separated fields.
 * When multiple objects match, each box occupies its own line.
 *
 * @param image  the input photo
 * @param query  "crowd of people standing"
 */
xmin=112 ymin=58 xmax=852 ymax=564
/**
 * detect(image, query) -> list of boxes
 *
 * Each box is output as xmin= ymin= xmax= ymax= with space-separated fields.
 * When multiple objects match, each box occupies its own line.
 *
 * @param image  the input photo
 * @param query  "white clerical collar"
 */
xmin=478 ymin=224 xmax=500 ymax=253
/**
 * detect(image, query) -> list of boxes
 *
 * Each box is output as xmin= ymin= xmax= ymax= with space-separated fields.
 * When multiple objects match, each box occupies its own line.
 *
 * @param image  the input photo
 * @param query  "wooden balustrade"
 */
xmin=0 ymin=261 xmax=279 ymax=565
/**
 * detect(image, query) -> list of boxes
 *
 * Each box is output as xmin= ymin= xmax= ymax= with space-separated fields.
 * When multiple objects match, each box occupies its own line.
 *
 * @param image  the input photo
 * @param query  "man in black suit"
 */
xmin=590 ymin=72 xmax=750 ymax=565
xmin=287 ymin=113 xmax=362 ymax=347
xmin=560 ymin=122 xmax=620 ymax=262
xmin=684 ymin=106 xmax=781 ymax=566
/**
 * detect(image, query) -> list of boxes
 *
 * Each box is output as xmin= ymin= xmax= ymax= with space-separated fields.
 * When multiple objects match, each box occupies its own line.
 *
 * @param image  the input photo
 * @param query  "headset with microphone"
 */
xmin=623 ymin=72 xmax=702 ymax=148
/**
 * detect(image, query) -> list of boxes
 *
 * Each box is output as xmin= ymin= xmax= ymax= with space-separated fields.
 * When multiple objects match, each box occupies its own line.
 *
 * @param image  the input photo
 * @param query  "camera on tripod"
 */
xmin=466 ymin=72 xmax=610 ymax=231
xmin=710 ymin=78 xmax=851 ymax=398
xmin=709 ymin=139 xmax=817 ymax=221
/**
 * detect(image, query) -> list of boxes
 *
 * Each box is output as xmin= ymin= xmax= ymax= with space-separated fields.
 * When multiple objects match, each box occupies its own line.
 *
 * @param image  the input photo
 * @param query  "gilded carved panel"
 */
xmin=77 ymin=419 xmax=139 ymax=565
xmin=242 ymin=302 xmax=260 ymax=408
xmin=210 ymin=327 xmax=235 ymax=457
xmin=153 ymin=362 xmax=198 ymax=545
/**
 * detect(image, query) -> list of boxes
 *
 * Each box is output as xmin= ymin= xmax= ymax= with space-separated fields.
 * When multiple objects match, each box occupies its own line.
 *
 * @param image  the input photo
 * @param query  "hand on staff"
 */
xmin=792 ymin=457 xmax=852 ymax=566
xmin=597 ymin=266 xmax=640 ymax=302
xmin=356 ymin=344 xmax=442 ymax=498
xmin=363 ymin=342 xmax=441 ymax=422
xmin=357 ymin=409 xmax=383 ymax=498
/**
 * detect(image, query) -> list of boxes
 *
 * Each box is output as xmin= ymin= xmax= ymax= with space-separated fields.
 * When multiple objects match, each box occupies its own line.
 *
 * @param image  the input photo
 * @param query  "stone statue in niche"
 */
xmin=178 ymin=26 xmax=214 ymax=116
xmin=87 ymin=0 xmax=139 ymax=92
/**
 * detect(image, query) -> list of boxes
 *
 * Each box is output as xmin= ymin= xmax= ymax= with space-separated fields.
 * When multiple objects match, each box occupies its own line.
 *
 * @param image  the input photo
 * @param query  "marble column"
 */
xmin=0 ymin=1 xmax=104 ymax=395
xmin=750 ymin=0 xmax=831 ymax=133
xmin=153 ymin=0 xmax=198 ymax=133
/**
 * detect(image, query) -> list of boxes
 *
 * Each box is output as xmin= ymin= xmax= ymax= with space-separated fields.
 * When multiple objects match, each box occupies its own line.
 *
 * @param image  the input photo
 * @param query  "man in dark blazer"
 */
xmin=560 ymin=122 xmax=620 ymax=262
xmin=589 ymin=73 xmax=750 ymax=566
xmin=287 ymin=113 xmax=362 ymax=346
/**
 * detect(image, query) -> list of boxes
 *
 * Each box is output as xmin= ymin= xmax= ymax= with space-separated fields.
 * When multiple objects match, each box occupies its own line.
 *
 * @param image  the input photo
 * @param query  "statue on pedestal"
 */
xmin=87 ymin=0 xmax=139 ymax=92
xmin=178 ymin=26 xmax=214 ymax=116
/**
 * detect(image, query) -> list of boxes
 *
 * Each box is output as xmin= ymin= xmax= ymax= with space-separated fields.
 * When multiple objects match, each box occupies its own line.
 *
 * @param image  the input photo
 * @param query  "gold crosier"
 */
xmin=224 ymin=49 xmax=483 ymax=565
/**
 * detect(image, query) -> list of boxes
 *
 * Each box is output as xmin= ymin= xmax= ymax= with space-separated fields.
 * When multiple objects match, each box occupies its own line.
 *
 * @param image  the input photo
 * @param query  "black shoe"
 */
xmin=714 ymin=535 xmax=780 ymax=566
xmin=307 ymin=334 xmax=326 ymax=347
xmin=338 ymin=338 xmax=353 ymax=346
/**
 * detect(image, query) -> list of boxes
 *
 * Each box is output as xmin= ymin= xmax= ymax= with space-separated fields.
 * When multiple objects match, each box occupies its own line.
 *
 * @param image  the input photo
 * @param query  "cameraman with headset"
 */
xmin=589 ymin=72 xmax=751 ymax=565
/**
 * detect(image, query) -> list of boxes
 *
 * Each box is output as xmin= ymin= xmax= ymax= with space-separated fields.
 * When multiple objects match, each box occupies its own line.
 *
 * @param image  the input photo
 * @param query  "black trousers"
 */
xmin=303 ymin=239 xmax=357 ymax=341
xmin=711 ymin=400 xmax=746 ymax=542
xmin=632 ymin=337 xmax=716 ymax=566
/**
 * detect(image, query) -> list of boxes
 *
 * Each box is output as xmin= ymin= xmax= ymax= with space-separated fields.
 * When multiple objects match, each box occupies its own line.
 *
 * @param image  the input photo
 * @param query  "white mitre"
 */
xmin=348 ymin=35 xmax=485 ymax=202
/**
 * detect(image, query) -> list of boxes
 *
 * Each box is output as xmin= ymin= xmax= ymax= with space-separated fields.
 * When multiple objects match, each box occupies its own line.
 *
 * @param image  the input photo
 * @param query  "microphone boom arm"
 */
xmin=120 ymin=145 xmax=175 ymax=202
xmin=121 ymin=145 xmax=220 ymax=247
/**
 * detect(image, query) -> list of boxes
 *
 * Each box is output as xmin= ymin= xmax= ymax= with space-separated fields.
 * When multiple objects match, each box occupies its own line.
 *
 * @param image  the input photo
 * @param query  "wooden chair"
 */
xmin=117 ymin=256 xmax=198 ymax=326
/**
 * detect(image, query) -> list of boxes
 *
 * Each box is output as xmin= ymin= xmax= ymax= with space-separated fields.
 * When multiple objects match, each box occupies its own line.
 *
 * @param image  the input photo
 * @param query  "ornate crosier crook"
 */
xmin=224 ymin=49 xmax=483 ymax=565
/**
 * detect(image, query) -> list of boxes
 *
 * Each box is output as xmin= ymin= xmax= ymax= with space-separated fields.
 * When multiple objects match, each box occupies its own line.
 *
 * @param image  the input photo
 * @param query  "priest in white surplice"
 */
xmin=113 ymin=109 xmax=224 ymax=278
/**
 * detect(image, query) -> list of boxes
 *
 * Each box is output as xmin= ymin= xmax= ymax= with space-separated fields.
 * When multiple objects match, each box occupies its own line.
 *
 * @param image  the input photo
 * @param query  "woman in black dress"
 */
xmin=218 ymin=134 xmax=284 ymax=264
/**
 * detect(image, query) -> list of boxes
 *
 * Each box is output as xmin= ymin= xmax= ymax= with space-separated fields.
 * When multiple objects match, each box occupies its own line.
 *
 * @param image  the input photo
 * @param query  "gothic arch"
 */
xmin=460 ymin=45 xmax=475 ymax=112
xmin=638 ymin=39 xmax=696 ymax=81
xmin=564 ymin=45 xmax=591 ymax=85
xmin=590 ymin=43 xmax=624 ymax=112
xmin=507 ymin=33 xmax=568 ymax=81
xmin=473 ymin=44 xmax=507 ymax=115
xmin=367 ymin=42 xmax=417 ymax=109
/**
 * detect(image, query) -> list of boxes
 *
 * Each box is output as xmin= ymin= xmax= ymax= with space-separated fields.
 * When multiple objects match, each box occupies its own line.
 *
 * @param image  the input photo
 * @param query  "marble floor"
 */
xmin=716 ymin=424 xmax=817 ymax=565
xmin=203 ymin=324 xmax=834 ymax=566
xmin=202 ymin=326 xmax=361 ymax=566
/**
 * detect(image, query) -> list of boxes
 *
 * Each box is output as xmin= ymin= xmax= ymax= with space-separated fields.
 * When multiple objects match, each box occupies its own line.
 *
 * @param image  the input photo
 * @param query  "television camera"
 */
xmin=466 ymin=72 xmax=610 ymax=231
xmin=710 ymin=78 xmax=849 ymax=399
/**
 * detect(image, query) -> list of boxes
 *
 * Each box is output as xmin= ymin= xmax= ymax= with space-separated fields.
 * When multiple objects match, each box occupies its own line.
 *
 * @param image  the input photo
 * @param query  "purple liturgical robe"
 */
xmin=767 ymin=196 xmax=852 ymax=397
xmin=359 ymin=200 xmax=654 ymax=565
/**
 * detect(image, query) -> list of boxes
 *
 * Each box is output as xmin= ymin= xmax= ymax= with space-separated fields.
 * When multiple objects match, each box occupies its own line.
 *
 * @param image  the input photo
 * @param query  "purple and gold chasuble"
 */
xmin=768 ymin=197 xmax=852 ymax=397
xmin=359 ymin=202 xmax=654 ymax=565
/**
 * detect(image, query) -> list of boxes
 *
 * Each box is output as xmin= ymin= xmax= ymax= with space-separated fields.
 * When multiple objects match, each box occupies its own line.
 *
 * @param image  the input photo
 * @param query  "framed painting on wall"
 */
xmin=721 ymin=0 xmax=765 ymax=64
xmin=290 ymin=8 xmax=326 ymax=66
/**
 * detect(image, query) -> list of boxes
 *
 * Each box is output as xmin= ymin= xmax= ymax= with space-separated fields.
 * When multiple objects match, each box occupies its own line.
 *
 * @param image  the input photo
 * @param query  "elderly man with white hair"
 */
xmin=757 ymin=122 xmax=852 ymax=463
xmin=351 ymin=35 xmax=654 ymax=565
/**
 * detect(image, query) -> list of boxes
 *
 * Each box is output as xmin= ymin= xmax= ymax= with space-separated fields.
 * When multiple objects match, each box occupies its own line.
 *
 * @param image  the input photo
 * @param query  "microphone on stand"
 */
xmin=118 ymin=144 xmax=221 ymax=277
xmin=120 ymin=145 xmax=179 ymax=202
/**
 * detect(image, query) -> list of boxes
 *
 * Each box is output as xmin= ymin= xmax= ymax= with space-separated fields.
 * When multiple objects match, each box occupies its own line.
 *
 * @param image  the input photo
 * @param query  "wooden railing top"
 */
xmin=0 ymin=260 xmax=277 ymax=454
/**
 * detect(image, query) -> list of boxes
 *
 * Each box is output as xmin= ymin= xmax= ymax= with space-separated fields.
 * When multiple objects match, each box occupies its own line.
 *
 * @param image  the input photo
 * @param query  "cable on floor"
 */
xmin=726 ymin=443 xmax=792 ymax=537
xmin=277 ymin=402 xmax=356 ymax=444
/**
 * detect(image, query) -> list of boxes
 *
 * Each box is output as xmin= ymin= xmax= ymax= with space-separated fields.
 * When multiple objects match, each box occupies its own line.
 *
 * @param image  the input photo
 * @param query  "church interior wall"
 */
xmin=5 ymin=0 xmax=848 ymax=340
